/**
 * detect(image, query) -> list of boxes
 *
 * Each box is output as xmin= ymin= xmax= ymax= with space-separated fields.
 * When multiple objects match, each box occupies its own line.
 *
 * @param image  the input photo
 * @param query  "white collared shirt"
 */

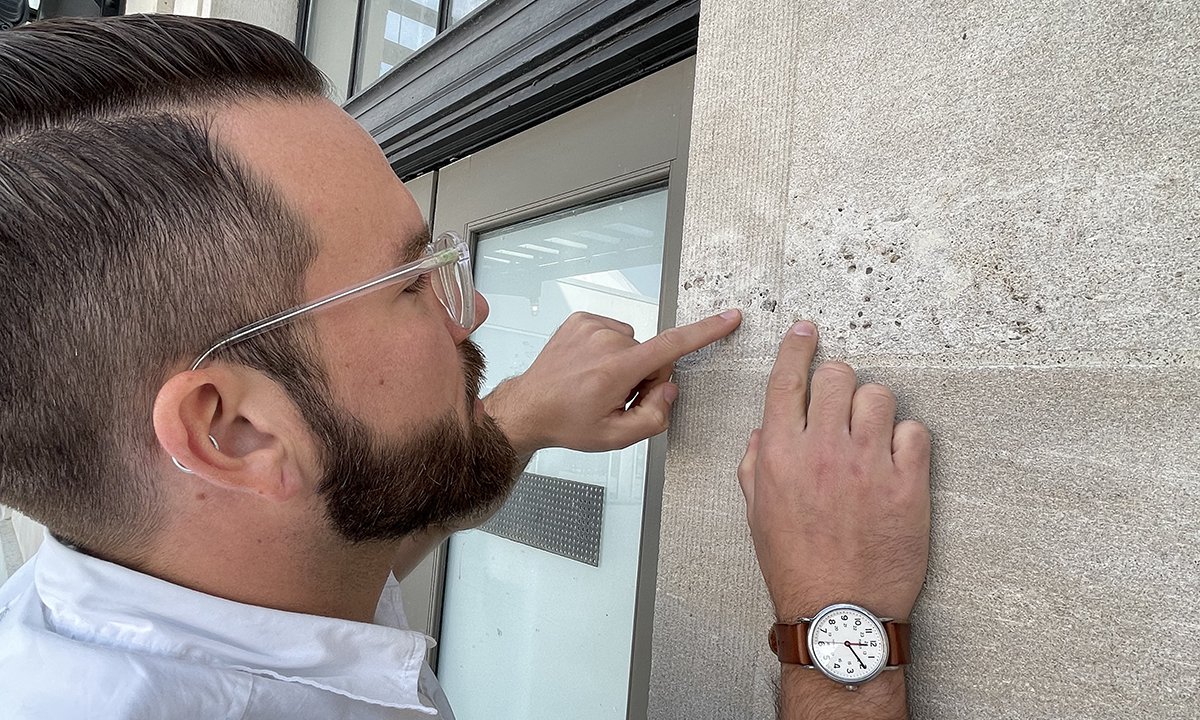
xmin=0 ymin=534 xmax=455 ymax=719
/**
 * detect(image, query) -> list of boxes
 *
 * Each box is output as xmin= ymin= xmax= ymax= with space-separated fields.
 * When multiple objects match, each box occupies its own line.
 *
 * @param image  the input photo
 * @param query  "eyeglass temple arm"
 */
xmin=189 ymin=248 xmax=460 ymax=370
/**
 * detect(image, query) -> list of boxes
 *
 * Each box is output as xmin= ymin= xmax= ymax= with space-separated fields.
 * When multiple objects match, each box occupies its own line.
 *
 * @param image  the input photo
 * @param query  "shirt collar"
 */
xmin=33 ymin=534 xmax=437 ymax=713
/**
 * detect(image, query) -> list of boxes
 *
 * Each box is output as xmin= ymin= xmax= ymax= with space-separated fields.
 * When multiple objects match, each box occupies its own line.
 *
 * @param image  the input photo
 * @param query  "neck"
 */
xmin=121 ymin=497 xmax=396 ymax=623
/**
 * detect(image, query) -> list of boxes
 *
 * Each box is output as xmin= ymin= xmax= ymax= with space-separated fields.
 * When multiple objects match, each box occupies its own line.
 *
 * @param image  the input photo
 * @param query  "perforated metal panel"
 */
xmin=479 ymin=472 xmax=605 ymax=566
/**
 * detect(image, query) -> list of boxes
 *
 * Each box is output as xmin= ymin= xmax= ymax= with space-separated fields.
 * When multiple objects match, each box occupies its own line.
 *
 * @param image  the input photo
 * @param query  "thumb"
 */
xmin=738 ymin=428 xmax=761 ymax=506
xmin=607 ymin=381 xmax=679 ymax=449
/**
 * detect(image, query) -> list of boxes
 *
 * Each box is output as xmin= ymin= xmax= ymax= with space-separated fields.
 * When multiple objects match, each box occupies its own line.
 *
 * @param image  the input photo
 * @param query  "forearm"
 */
xmin=780 ymin=667 xmax=907 ymax=720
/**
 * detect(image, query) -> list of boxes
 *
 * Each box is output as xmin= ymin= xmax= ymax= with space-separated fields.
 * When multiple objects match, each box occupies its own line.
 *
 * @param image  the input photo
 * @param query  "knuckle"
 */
xmin=858 ymin=383 xmax=895 ymax=404
xmin=570 ymin=311 xmax=602 ymax=327
xmin=897 ymin=419 xmax=932 ymax=444
xmin=653 ymin=327 xmax=683 ymax=353
xmin=606 ymin=327 xmax=638 ymax=348
xmin=766 ymin=370 xmax=805 ymax=395
xmin=650 ymin=407 xmax=670 ymax=434
xmin=811 ymin=385 xmax=849 ymax=414
xmin=814 ymin=361 xmax=856 ymax=385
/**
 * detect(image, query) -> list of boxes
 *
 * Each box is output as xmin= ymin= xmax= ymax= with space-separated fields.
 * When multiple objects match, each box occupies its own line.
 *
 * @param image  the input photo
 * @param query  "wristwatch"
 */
xmin=768 ymin=603 xmax=911 ymax=690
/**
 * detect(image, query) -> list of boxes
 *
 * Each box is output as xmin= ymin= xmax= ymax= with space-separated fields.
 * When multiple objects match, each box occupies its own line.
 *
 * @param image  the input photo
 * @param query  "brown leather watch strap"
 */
xmin=769 ymin=620 xmax=912 ymax=667
xmin=768 ymin=621 xmax=812 ymax=665
xmin=884 ymin=621 xmax=911 ymax=666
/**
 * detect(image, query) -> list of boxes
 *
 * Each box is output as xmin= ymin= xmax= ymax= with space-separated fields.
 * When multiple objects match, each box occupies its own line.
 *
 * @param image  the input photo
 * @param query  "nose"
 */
xmin=472 ymin=290 xmax=490 ymax=330
xmin=448 ymin=290 xmax=489 ymax=344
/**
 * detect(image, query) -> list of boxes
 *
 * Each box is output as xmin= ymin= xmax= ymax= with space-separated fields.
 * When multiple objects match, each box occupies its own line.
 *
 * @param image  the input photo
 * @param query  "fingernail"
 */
xmin=720 ymin=309 xmax=741 ymax=320
xmin=792 ymin=320 xmax=815 ymax=336
xmin=664 ymin=385 xmax=679 ymax=404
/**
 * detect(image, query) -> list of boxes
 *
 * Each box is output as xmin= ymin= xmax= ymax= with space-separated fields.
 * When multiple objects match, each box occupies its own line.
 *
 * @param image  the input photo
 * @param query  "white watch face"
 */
xmin=807 ymin=604 xmax=889 ymax=684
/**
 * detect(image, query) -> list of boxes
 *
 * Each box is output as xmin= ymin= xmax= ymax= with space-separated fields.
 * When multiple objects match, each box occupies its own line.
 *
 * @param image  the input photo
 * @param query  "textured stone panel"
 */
xmin=209 ymin=0 xmax=298 ymax=41
xmin=652 ymin=0 xmax=1199 ymax=718
xmin=652 ymin=366 xmax=1199 ymax=719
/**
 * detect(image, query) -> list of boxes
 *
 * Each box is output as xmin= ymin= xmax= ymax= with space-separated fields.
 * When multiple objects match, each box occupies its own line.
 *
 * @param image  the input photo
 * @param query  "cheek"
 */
xmin=319 ymin=314 xmax=462 ymax=426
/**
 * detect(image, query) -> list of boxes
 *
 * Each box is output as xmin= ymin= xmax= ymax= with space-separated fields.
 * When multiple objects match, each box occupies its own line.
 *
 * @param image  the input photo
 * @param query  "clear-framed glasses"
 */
xmin=188 ymin=230 xmax=474 ymax=371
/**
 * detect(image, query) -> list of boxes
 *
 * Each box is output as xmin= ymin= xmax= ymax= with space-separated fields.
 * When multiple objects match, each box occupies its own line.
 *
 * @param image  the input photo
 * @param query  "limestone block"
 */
xmin=652 ymin=0 xmax=1199 ymax=718
xmin=651 ymin=366 xmax=1199 ymax=719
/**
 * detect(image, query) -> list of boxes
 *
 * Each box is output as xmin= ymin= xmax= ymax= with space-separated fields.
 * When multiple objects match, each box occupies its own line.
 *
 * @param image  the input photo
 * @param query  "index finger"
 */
xmin=761 ymin=320 xmax=819 ymax=433
xmin=623 ymin=309 xmax=742 ymax=377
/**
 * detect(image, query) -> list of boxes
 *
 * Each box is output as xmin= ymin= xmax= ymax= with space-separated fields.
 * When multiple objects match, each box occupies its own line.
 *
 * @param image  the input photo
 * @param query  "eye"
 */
xmin=403 ymin=273 xmax=431 ymax=294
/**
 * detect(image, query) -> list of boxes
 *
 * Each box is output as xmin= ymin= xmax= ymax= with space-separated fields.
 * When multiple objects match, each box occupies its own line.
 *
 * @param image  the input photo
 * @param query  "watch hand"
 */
xmin=843 ymin=641 xmax=868 ymax=668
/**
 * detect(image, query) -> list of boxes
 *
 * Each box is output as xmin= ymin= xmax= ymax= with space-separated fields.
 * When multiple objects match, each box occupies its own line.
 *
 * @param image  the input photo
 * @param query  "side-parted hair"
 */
xmin=0 ymin=15 xmax=329 ymax=557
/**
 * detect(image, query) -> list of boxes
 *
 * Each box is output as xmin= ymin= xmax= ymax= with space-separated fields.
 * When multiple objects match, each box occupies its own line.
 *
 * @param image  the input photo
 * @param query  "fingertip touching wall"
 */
xmin=651 ymin=1 xmax=1198 ymax=717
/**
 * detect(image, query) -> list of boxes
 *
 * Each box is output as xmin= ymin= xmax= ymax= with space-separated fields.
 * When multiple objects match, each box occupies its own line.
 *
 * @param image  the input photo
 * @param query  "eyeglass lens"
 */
xmin=433 ymin=232 xmax=475 ymax=329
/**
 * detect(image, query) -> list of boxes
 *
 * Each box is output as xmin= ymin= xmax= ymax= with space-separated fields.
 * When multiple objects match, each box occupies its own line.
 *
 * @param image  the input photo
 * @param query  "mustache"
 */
xmin=460 ymin=338 xmax=487 ymax=400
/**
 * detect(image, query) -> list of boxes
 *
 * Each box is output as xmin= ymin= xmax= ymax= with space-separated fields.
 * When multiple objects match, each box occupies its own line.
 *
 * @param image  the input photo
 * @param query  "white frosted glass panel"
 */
xmin=438 ymin=188 xmax=667 ymax=720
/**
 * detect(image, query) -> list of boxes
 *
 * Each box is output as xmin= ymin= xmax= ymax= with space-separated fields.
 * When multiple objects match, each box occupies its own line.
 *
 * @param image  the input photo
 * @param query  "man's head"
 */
xmin=0 ymin=15 xmax=515 ymax=562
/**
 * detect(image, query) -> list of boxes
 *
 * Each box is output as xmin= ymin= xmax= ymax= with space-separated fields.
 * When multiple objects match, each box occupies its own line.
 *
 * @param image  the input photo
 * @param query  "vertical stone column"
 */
xmin=125 ymin=0 xmax=301 ymax=43
xmin=206 ymin=0 xmax=299 ymax=43
xmin=651 ymin=2 xmax=1198 ymax=718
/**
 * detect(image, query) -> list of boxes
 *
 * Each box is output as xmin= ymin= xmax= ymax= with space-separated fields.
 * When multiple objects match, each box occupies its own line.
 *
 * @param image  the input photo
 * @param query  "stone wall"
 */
xmin=650 ymin=1 xmax=1198 ymax=717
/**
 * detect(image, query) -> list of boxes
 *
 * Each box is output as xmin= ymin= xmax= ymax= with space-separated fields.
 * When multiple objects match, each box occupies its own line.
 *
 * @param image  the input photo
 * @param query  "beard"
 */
xmin=300 ymin=339 xmax=519 ymax=544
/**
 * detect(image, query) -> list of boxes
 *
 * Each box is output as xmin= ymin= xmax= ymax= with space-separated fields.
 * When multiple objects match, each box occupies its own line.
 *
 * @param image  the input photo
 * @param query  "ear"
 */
xmin=152 ymin=367 xmax=316 ymax=502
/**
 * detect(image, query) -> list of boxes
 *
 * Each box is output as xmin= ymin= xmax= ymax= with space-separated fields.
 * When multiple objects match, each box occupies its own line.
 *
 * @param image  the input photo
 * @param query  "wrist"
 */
xmin=482 ymin=378 xmax=546 ymax=458
xmin=773 ymin=593 xmax=914 ymax=623
xmin=769 ymin=603 xmax=912 ymax=703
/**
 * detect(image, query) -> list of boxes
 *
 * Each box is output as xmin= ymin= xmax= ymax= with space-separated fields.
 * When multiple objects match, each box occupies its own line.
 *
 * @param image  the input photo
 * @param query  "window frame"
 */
xmin=302 ymin=0 xmax=700 ymax=179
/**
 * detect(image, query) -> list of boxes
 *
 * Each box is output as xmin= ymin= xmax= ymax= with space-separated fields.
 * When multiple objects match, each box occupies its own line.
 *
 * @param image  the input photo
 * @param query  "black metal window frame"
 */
xmin=303 ymin=0 xmax=698 ymax=180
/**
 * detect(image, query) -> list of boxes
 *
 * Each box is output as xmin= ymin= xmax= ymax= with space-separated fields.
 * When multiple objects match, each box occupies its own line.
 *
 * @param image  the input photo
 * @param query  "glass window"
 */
xmin=304 ymin=0 xmax=359 ymax=103
xmin=304 ymin=0 xmax=495 ymax=101
xmin=437 ymin=187 xmax=668 ymax=720
xmin=449 ymin=0 xmax=489 ymax=24
xmin=354 ymin=0 xmax=439 ymax=93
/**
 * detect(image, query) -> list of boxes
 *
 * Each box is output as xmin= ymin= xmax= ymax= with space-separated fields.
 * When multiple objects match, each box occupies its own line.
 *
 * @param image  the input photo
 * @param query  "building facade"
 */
xmin=1 ymin=1 xmax=1196 ymax=718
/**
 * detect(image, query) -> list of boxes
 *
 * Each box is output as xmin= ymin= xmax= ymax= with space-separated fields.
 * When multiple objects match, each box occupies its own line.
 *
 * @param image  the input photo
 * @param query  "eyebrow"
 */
xmin=395 ymin=224 xmax=433 ymax=266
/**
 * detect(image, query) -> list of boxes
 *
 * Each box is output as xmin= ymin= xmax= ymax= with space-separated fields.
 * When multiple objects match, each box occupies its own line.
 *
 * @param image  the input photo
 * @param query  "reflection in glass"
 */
xmin=450 ymin=0 xmax=490 ymax=24
xmin=437 ymin=188 xmax=668 ymax=720
xmin=355 ymin=0 xmax=440 ymax=93
xmin=303 ymin=0 xmax=359 ymax=103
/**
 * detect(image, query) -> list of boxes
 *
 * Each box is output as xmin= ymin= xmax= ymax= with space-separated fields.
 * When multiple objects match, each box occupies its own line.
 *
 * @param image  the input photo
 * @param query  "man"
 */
xmin=0 ymin=14 xmax=930 ymax=720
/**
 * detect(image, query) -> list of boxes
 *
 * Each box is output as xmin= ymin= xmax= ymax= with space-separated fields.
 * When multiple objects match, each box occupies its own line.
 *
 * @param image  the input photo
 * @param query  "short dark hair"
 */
xmin=0 ymin=15 xmax=330 ymax=557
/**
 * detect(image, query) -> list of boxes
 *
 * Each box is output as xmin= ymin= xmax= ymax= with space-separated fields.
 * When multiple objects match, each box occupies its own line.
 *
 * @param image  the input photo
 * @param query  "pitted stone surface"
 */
xmin=651 ymin=1 xmax=1199 ymax=718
